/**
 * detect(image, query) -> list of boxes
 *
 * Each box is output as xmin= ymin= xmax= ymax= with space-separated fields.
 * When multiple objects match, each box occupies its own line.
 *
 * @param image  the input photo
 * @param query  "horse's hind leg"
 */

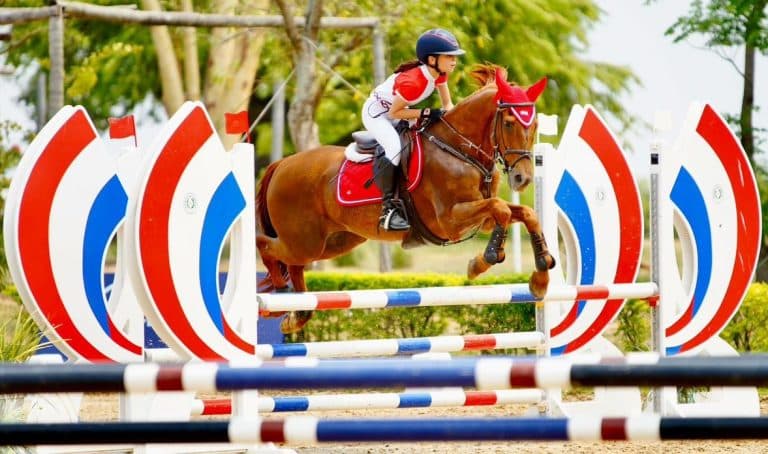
xmin=279 ymin=233 xmax=366 ymax=335
xmin=257 ymin=234 xmax=294 ymax=290
xmin=288 ymin=265 xmax=307 ymax=292
xmin=280 ymin=265 xmax=314 ymax=334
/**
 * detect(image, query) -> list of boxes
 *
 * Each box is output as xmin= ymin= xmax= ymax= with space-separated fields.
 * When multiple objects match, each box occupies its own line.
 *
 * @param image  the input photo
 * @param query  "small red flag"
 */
xmin=108 ymin=115 xmax=137 ymax=146
xmin=225 ymin=111 xmax=250 ymax=142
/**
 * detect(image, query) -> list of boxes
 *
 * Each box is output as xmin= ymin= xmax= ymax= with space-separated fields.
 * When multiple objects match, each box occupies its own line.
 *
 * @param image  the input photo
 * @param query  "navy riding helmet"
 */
xmin=416 ymin=29 xmax=466 ymax=64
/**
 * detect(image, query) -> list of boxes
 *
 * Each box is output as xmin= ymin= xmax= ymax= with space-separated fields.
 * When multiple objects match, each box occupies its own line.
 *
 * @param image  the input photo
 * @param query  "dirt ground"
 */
xmin=75 ymin=391 xmax=768 ymax=453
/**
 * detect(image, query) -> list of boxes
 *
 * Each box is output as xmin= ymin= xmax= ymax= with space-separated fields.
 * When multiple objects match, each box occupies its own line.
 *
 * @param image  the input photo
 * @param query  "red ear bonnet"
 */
xmin=526 ymin=77 xmax=547 ymax=102
xmin=493 ymin=72 xmax=547 ymax=129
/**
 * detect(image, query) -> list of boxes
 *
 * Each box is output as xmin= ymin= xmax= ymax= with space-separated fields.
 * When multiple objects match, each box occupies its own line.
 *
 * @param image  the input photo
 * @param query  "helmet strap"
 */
xmin=428 ymin=55 xmax=445 ymax=76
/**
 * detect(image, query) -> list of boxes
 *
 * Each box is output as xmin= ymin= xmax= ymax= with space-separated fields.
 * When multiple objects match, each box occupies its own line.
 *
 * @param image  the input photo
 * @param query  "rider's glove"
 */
xmin=420 ymin=108 xmax=445 ymax=123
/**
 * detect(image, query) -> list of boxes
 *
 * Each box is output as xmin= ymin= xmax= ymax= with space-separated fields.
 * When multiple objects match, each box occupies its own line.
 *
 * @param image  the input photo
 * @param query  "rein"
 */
xmin=418 ymin=104 xmax=533 ymax=198
xmin=420 ymin=127 xmax=495 ymax=198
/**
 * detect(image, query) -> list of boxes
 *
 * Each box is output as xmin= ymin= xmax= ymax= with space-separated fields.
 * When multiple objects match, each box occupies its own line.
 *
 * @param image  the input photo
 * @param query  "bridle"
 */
xmin=492 ymin=102 xmax=535 ymax=173
xmin=419 ymin=103 xmax=535 ymax=197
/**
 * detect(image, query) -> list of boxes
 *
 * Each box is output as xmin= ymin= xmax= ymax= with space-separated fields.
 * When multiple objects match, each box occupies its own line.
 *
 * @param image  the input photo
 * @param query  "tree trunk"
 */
xmin=204 ymin=0 xmax=268 ymax=149
xmin=140 ymin=0 xmax=185 ymax=114
xmin=742 ymin=1 xmax=766 ymax=281
xmin=180 ymin=0 xmax=200 ymax=101
xmin=740 ymin=44 xmax=755 ymax=161
xmin=275 ymin=0 xmax=323 ymax=152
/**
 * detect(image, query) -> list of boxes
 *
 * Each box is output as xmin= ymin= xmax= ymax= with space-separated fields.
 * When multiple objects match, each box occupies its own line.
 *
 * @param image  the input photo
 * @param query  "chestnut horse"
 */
xmin=257 ymin=64 xmax=555 ymax=333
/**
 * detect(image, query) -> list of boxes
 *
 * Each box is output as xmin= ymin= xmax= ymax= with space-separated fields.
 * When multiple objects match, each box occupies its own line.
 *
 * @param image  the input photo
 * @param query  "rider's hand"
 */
xmin=420 ymin=108 xmax=445 ymax=123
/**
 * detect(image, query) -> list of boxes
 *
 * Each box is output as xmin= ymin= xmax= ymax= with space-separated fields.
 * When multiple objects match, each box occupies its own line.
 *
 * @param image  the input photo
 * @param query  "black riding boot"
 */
xmin=373 ymin=155 xmax=410 ymax=231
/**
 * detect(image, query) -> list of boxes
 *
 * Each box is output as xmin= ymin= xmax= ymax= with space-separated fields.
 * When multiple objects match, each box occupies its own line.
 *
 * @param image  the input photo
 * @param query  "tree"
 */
xmin=655 ymin=0 xmax=768 ymax=280
xmin=2 ymin=0 xmax=268 ymax=148
xmin=261 ymin=0 xmax=638 ymax=160
xmin=273 ymin=0 xmax=324 ymax=152
xmin=0 ymin=121 xmax=27 ymax=270
xmin=660 ymin=0 xmax=767 ymax=160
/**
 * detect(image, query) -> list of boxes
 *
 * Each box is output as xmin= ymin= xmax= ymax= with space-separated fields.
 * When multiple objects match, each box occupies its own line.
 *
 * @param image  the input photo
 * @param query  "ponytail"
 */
xmin=394 ymin=59 xmax=422 ymax=73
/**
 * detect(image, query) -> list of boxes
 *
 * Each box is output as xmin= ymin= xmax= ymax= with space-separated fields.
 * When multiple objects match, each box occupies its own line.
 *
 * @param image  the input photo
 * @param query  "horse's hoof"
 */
xmin=528 ymin=271 xmax=550 ymax=299
xmin=467 ymin=255 xmax=490 ymax=280
xmin=260 ymin=310 xmax=287 ymax=318
xmin=280 ymin=310 xmax=314 ymax=334
xmin=275 ymin=286 xmax=294 ymax=293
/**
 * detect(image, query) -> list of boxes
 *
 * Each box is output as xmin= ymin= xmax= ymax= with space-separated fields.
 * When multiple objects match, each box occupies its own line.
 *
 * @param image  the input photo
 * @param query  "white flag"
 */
xmin=537 ymin=113 xmax=558 ymax=137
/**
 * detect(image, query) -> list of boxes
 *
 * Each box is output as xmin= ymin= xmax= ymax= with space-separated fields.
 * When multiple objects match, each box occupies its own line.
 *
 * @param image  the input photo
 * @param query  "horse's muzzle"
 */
xmin=508 ymin=171 xmax=531 ymax=191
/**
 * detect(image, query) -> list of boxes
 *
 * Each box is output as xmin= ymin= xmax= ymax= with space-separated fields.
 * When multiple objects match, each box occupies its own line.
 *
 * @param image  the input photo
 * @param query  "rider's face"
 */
xmin=437 ymin=55 xmax=458 ymax=74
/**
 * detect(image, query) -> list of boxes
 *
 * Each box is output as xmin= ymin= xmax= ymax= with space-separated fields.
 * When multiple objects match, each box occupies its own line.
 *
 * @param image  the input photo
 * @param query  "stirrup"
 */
xmin=380 ymin=207 xmax=410 ymax=231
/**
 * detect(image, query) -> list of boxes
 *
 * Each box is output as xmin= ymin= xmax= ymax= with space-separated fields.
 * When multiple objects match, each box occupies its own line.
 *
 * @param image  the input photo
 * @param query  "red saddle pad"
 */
xmin=336 ymin=133 xmax=424 ymax=207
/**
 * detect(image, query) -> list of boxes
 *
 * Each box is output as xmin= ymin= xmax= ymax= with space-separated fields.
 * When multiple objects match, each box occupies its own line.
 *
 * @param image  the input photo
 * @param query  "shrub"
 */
xmin=721 ymin=283 xmax=768 ymax=352
xmin=391 ymin=247 xmax=412 ymax=269
xmin=285 ymin=271 xmax=532 ymax=343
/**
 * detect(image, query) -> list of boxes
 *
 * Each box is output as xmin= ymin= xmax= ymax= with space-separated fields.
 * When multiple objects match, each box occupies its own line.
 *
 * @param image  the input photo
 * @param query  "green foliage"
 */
xmin=254 ymin=0 xmax=638 ymax=148
xmin=662 ymin=0 xmax=768 ymax=50
xmin=331 ymin=249 xmax=363 ymax=267
xmin=0 ymin=306 xmax=44 ymax=363
xmin=0 ymin=267 xmax=44 ymax=363
xmin=614 ymin=299 xmax=651 ymax=352
xmin=285 ymin=271 xmax=532 ymax=344
xmin=756 ymin=166 xmax=768 ymax=273
xmin=614 ymin=283 xmax=768 ymax=354
xmin=288 ymin=272 xmax=768 ymax=355
xmin=3 ymin=0 xmax=199 ymax=125
xmin=722 ymin=282 xmax=768 ymax=352
xmin=0 ymin=121 xmax=28 ymax=270
xmin=4 ymin=0 xmax=637 ymax=151
xmin=391 ymin=246 xmax=412 ymax=269
xmin=658 ymin=0 xmax=767 ymax=160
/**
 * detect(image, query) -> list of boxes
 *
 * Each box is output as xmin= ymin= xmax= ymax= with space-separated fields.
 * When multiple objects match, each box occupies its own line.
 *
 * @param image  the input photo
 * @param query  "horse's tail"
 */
xmin=256 ymin=161 xmax=290 ymax=293
xmin=256 ymin=161 xmax=279 ymax=238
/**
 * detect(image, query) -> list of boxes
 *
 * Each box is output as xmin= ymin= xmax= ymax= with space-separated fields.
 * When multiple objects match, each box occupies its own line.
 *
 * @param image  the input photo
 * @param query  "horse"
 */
xmin=256 ymin=64 xmax=556 ymax=333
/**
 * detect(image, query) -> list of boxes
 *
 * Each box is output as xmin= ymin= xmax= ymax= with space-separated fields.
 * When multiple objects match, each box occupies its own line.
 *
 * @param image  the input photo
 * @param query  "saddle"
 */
xmin=336 ymin=122 xmax=422 ymax=207
xmin=336 ymin=122 xmax=450 ymax=249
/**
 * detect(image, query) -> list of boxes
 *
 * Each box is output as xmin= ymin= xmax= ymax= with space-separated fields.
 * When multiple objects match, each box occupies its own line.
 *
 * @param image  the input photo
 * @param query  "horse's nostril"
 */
xmin=514 ymin=174 xmax=524 ymax=184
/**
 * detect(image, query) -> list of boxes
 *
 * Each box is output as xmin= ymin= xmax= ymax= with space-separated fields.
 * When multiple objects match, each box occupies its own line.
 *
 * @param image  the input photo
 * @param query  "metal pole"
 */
xmin=372 ymin=26 xmax=385 ymax=85
xmin=36 ymin=72 xmax=47 ymax=130
xmin=270 ymin=79 xmax=285 ymax=163
xmin=373 ymin=25 xmax=391 ymax=272
xmin=510 ymin=191 xmax=522 ymax=273
xmin=47 ymin=3 xmax=64 ymax=116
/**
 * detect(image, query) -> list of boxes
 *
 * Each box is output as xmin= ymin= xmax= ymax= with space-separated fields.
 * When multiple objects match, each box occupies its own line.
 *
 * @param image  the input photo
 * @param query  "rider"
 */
xmin=362 ymin=28 xmax=465 ymax=231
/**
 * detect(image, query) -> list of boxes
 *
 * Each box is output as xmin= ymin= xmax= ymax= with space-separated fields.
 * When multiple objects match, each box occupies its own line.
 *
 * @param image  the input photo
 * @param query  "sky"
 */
xmin=0 ymin=1 xmax=766 ymax=178
xmin=585 ymin=1 xmax=767 ymax=176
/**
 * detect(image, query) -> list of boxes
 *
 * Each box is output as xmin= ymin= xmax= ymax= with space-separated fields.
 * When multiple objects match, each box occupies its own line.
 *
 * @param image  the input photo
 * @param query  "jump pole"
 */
xmin=3 ymin=416 xmax=768 ymax=445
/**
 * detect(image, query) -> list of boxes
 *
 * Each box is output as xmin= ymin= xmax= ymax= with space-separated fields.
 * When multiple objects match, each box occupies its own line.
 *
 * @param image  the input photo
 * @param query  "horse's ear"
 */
xmin=493 ymin=66 xmax=508 ymax=83
xmin=526 ymin=77 xmax=547 ymax=102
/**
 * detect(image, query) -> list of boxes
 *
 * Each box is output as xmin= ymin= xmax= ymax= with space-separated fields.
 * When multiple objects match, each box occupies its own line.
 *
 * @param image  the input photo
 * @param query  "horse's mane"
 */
xmin=452 ymin=63 xmax=510 ymax=110
xmin=469 ymin=63 xmax=508 ymax=89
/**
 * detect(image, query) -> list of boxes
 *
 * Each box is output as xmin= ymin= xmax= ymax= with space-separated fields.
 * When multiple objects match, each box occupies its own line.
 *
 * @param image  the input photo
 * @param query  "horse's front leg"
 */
xmin=440 ymin=198 xmax=512 ymax=280
xmin=467 ymin=223 xmax=509 ymax=280
xmin=508 ymin=204 xmax=556 ymax=298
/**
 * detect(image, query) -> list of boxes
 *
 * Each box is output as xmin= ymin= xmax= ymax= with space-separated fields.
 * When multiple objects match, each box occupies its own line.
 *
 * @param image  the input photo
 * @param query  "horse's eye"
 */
xmin=504 ymin=121 xmax=514 ymax=129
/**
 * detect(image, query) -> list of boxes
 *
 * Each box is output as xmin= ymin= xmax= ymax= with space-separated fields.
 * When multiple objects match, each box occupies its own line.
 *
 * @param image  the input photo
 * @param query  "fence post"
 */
xmin=48 ymin=2 xmax=64 ymax=116
xmin=270 ymin=78 xmax=285 ymax=163
xmin=373 ymin=25 xmax=392 ymax=272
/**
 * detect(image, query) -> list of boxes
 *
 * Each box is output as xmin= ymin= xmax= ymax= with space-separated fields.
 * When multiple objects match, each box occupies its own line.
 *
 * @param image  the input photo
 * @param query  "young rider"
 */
xmin=362 ymin=28 xmax=465 ymax=231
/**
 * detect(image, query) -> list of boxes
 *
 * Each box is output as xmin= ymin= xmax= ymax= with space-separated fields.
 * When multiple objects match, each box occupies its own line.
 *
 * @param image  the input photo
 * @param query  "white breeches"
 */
xmin=362 ymin=97 xmax=403 ymax=165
